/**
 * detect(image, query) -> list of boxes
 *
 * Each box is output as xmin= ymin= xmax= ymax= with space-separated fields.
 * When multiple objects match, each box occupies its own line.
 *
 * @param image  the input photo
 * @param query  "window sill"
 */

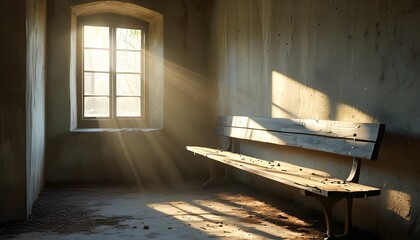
xmin=70 ymin=128 xmax=162 ymax=133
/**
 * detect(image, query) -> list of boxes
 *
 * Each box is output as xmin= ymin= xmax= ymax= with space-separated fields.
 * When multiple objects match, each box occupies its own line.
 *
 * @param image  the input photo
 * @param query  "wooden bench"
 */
xmin=186 ymin=116 xmax=385 ymax=239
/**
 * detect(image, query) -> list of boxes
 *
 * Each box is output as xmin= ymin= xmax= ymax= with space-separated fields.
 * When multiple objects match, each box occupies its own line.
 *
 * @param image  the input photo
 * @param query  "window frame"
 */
xmin=76 ymin=13 xmax=149 ymax=128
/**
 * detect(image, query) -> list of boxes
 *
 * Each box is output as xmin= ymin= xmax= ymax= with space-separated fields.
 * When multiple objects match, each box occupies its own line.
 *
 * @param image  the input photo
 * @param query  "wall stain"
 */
xmin=182 ymin=0 xmax=189 ymax=49
xmin=364 ymin=30 xmax=369 ymax=38
xmin=407 ymin=41 xmax=419 ymax=88
xmin=379 ymin=72 xmax=385 ymax=82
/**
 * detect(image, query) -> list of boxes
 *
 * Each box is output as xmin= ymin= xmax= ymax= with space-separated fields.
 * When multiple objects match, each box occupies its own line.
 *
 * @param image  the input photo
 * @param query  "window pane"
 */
xmin=84 ymin=49 xmax=109 ymax=71
xmin=84 ymin=72 xmax=109 ymax=95
xmin=84 ymin=97 xmax=109 ymax=117
xmin=116 ymin=97 xmax=141 ymax=117
xmin=84 ymin=26 xmax=109 ymax=48
xmin=117 ymin=28 xmax=141 ymax=50
xmin=117 ymin=74 xmax=141 ymax=96
xmin=116 ymin=50 xmax=141 ymax=73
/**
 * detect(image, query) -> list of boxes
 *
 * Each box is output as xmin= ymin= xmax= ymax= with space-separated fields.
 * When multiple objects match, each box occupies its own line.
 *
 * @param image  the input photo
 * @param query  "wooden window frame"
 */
xmin=77 ymin=14 xmax=148 ymax=128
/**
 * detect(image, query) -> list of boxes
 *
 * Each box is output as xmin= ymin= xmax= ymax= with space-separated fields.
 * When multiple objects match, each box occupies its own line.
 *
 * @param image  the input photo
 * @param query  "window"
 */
xmin=71 ymin=2 xmax=163 ymax=130
xmin=77 ymin=14 xmax=148 ymax=128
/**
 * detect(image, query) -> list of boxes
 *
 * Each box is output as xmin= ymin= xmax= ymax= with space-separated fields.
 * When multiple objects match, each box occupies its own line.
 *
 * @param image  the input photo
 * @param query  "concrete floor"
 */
xmin=0 ymin=182 xmax=325 ymax=239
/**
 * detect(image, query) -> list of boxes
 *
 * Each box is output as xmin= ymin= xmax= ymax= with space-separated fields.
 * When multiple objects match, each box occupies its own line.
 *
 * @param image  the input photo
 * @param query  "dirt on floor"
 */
xmin=0 ymin=182 xmax=376 ymax=240
xmin=0 ymin=188 xmax=132 ymax=237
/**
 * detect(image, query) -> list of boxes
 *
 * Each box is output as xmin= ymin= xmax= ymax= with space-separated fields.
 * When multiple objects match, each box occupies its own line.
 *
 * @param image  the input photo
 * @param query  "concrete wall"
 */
xmin=0 ymin=0 xmax=47 ymax=222
xmin=0 ymin=0 xmax=28 ymax=223
xmin=26 ymin=0 xmax=47 ymax=216
xmin=208 ymin=0 xmax=420 ymax=239
xmin=46 ymin=0 xmax=210 ymax=185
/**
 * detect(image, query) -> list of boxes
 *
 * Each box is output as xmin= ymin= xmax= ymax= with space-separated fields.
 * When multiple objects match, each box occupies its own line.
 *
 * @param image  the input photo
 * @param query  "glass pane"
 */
xmin=117 ymin=74 xmax=141 ymax=96
xmin=84 ymin=26 xmax=109 ymax=48
xmin=84 ymin=49 xmax=109 ymax=71
xmin=116 ymin=50 xmax=141 ymax=73
xmin=84 ymin=72 xmax=109 ymax=95
xmin=116 ymin=97 xmax=141 ymax=117
xmin=84 ymin=97 xmax=109 ymax=117
xmin=117 ymin=28 xmax=141 ymax=50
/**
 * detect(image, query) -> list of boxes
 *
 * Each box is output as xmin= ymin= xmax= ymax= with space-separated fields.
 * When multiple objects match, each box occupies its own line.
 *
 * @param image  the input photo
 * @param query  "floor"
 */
xmin=0 ymin=182 xmax=327 ymax=239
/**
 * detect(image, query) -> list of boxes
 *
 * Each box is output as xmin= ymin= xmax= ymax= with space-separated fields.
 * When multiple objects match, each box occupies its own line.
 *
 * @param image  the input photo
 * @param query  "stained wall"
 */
xmin=208 ymin=0 xmax=420 ymax=238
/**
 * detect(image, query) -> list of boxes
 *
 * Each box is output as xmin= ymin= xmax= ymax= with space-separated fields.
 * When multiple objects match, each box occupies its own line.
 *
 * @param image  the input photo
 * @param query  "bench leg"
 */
xmin=203 ymin=160 xmax=229 ymax=188
xmin=344 ymin=198 xmax=353 ymax=236
xmin=302 ymin=191 xmax=354 ymax=240
xmin=317 ymin=196 xmax=341 ymax=240
xmin=325 ymin=198 xmax=353 ymax=239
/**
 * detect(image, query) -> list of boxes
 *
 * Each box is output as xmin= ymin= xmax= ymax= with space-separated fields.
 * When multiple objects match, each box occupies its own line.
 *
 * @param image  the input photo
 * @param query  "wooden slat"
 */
xmin=216 ymin=116 xmax=385 ymax=143
xmin=215 ymin=126 xmax=379 ymax=159
xmin=186 ymin=146 xmax=381 ymax=198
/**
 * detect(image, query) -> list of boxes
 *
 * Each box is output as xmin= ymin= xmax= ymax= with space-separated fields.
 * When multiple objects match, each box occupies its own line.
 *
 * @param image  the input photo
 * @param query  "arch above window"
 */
xmin=70 ymin=1 xmax=163 ymax=130
xmin=71 ymin=1 xmax=162 ymax=23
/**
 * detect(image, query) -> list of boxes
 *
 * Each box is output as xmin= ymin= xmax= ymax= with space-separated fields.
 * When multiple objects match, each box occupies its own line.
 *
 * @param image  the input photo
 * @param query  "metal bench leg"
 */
xmin=203 ymin=160 xmax=229 ymax=188
xmin=318 ymin=197 xmax=341 ymax=240
xmin=316 ymin=196 xmax=355 ymax=240
xmin=302 ymin=191 xmax=344 ymax=240
xmin=343 ymin=198 xmax=353 ymax=236
xmin=203 ymin=138 xmax=234 ymax=188
xmin=318 ymin=197 xmax=356 ymax=239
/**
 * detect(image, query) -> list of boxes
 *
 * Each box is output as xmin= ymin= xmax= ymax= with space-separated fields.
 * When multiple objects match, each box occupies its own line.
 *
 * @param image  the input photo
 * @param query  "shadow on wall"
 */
xmin=211 ymin=0 xmax=420 ymax=238
xmin=271 ymin=71 xmax=377 ymax=122
xmin=268 ymin=69 xmax=420 ymax=238
xmin=264 ymin=2 xmax=420 ymax=237
xmin=373 ymin=132 xmax=420 ymax=238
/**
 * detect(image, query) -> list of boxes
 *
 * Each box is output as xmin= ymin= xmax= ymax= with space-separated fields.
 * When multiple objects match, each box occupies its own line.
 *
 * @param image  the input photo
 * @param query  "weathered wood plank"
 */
xmin=216 ymin=116 xmax=385 ymax=143
xmin=186 ymin=146 xmax=381 ymax=198
xmin=215 ymin=126 xmax=379 ymax=159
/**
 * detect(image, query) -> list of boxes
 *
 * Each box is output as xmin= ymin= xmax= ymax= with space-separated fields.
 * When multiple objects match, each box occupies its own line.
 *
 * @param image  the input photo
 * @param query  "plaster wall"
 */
xmin=0 ymin=0 xmax=27 ymax=223
xmin=208 ymin=0 xmax=420 ymax=238
xmin=26 ymin=0 xmax=47 ymax=217
xmin=0 ymin=0 xmax=47 ymax=222
xmin=46 ymin=0 xmax=210 ymax=184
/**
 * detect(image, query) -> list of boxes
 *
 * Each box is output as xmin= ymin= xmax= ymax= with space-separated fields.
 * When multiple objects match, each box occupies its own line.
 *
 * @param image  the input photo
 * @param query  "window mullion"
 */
xmin=110 ymin=27 xmax=116 ymax=119
xmin=141 ymin=29 xmax=146 ymax=118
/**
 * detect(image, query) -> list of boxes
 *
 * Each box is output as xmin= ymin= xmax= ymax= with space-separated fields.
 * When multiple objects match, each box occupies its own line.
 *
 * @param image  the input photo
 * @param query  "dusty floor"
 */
xmin=0 ymin=182 xmax=374 ymax=239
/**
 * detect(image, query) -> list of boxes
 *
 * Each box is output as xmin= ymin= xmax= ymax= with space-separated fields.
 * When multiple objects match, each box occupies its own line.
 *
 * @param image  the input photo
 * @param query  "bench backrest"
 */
xmin=215 ymin=116 xmax=385 ymax=160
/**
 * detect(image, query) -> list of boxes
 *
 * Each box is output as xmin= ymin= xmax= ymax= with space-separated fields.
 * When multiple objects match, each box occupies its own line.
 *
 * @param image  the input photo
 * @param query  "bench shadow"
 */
xmin=204 ymin=181 xmax=326 ymax=237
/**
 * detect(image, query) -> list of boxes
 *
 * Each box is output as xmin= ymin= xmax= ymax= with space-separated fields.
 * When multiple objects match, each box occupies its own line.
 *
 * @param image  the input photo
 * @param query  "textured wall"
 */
xmin=0 ymin=0 xmax=27 ymax=223
xmin=0 ymin=0 xmax=47 ymax=222
xmin=26 ymin=0 xmax=47 ymax=216
xmin=46 ymin=0 xmax=210 ymax=184
xmin=208 ymin=0 xmax=420 ymax=238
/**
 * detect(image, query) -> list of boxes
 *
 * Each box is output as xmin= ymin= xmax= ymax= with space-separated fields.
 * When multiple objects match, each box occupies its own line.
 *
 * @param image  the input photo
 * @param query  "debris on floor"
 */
xmin=0 ymin=182 xmax=345 ymax=239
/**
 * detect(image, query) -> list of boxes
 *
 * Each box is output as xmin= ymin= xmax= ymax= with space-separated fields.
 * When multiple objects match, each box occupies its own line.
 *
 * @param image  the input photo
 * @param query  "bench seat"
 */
xmin=187 ymin=146 xmax=381 ymax=198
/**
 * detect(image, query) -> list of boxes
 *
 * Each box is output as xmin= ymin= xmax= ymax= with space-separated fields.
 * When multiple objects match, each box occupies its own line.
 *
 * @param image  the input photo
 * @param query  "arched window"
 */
xmin=70 ymin=1 xmax=163 ymax=129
